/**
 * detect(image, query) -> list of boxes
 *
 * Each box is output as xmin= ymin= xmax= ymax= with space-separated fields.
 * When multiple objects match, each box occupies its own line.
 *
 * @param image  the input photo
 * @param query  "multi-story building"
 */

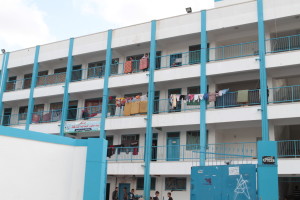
xmin=1 ymin=0 xmax=300 ymax=199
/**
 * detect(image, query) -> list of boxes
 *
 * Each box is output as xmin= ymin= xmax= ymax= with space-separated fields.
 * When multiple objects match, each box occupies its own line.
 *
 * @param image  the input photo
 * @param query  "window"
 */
xmin=121 ymin=134 xmax=139 ymax=145
xmin=124 ymin=93 xmax=142 ymax=98
xmin=186 ymin=131 xmax=200 ymax=150
xmin=189 ymin=44 xmax=209 ymax=64
xmin=6 ymin=76 xmax=17 ymax=91
xmin=136 ymin=177 xmax=156 ymax=190
xmin=83 ymin=98 xmax=102 ymax=119
xmin=107 ymin=136 xmax=114 ymax=146
xmin=72 ymin=65 xmax=82 ymax=82
xmin=170 ymin=53 xmax=182 ymax=67
xmin=88 ymin=59 xmax=120 ymax=78
xmin=23 ymin=71 xmax=48 ymax=89
xmin=165 ymin=177 xmax=187 ymax=191
xmin=88 ymin=61 xmax=105 ymax=78
xmin=18 ymin=104 xmax=44 ymax=121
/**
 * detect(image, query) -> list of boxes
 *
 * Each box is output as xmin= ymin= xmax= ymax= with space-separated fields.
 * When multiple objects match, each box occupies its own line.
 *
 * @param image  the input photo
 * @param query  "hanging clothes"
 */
xmin=171 ymin=94 xmax=177 ymax=108
xmin=199 ymin=94 xmax=204 ymax=100
xmin=218 ymin=89 xmax=229 ymax=96
xmin=237 ymin=90 xmax=249 ymax=103
xmin=139 ymin=57 xmax=149 ymax=70
xmin=124 ymin=61 xmax=133 ymax=73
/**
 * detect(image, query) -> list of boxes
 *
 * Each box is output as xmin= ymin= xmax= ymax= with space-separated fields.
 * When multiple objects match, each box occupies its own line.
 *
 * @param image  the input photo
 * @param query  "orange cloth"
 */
xmin=139 ymin=101 xmax=148 ymax=113
xmin=124 ymin=102 xmax=132 ymax=116
xmin=131 ymin=101 xmax=140 ymax=115
xmin=124 ymin=61 xmax=133 ymax=73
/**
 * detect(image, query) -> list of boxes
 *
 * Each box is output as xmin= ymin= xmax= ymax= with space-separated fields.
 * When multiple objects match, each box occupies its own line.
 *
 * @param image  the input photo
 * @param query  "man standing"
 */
xmin=128 ymin=188 xmax=135 ymax=200
xmin=123 ymin=187 xmax=128 ymax=200
xmin=153 ymin=191 xmax=159 ymax=200
xmin=112 ymin=187 xmax=118 ymax=200
xmin=167 ymin=192 xmax=173 ymax=200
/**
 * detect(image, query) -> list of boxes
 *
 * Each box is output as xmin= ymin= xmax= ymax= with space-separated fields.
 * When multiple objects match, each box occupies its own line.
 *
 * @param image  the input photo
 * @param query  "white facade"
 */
xmin=1 ymin=0 xmax=300 ymax=199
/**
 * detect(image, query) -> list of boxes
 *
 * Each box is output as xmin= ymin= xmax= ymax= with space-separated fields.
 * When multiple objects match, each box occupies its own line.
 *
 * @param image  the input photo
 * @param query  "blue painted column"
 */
xmin=200 ymin=10 xmax=207 ymax=166
xmin=25 ymin=46 xmax=40 ymax=130
xmin=100 ymin=29 xmax=113 ymax=139
xmin=257 ymin=0 xmax=269 ymax=141
xmin=256 ymin=0 xmax=278 ymax=199
xmin=59 ymin=38 xmax=74 ymax=136
xmin=0 ymin=53 xmax=10 ymax=120
xmin=143 ymin=20 xmax=157 ymax=200
xmin=99 ymin=29 xmax=112 ymax=200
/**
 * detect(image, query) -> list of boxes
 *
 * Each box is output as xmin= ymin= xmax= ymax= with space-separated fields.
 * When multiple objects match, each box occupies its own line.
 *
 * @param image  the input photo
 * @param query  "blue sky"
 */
xmin=0 ymin=0 xmax=214 ymax=53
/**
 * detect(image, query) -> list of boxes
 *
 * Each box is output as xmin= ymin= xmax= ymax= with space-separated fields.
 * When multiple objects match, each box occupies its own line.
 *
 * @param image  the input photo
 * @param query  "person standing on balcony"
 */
xmin=112 ymin=187 xmax=118 ymax=200
xmin=167 ymin=192 xmax=173 ymax=200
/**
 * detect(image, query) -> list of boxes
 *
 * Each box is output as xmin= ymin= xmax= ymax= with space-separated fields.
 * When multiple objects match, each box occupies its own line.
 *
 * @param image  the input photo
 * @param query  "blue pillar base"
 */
xmin=83 ymin=138 xmax=108 ymax=200
xmin=257 ymin=141 xmax=279 ymax=200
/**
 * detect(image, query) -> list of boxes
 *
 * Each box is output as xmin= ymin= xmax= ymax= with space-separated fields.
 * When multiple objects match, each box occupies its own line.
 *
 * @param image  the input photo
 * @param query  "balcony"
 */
xmin=0 ymin=105 xmax=102 ymax=126
xmin=107 ymin=140 xmax=300 ymax=164
xmin=107 ymin=142 xmax=257 ymax=163
xmin=4 ymin=33 xmax=300 ymax=93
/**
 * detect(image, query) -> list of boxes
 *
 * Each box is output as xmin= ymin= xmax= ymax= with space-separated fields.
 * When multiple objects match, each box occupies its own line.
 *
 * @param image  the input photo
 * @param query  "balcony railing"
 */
xmin=266 ymin=34 xmax=300 ymax=53
xmin=209 ymin=41 xmax=258 ymax=61
xmin=36 ymin=72 xmax=66 ymax=87
xmin=4 ymin=34 xmax=300 ymax=92
xmin=269 ymin=85 xmax=300 ymax=103
xmin=107 ymin=140 xmax=300 ymax=163
xmin=107 ymin=142 xmax=257 ymax=163
xmin=0 ymin=106 xmax=102 ymax=126
xmin=277 ymin=140 xmax=300 ymax=158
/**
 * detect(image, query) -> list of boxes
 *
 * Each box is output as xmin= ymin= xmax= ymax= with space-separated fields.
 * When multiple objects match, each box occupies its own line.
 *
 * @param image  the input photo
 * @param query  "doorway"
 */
xmin=167 ymin=132 xmax=180 ymax=161
xmin=152 ymin=133 xmax=158 ymax=161
xmin=106 ymin=183 xmax=110 ymax=200
xmin=119 ymin=183 xmax=130 ymax=200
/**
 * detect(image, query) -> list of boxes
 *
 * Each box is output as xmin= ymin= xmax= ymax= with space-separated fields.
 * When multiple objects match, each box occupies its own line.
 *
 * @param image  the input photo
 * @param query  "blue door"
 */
xmin=119 ymin=183 xmax=130 ymax=200
xmin=167 ymin=132 xmax=180 ymax=161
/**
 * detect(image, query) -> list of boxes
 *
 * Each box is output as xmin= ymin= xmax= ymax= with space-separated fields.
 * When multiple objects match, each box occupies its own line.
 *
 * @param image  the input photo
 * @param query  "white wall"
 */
xmin=0 ymin=135 xmax=87 ymax=200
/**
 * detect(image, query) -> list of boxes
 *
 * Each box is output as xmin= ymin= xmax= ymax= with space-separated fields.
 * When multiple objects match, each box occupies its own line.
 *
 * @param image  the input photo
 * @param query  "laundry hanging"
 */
xmin=237 ymin=90 xmax=249 ymax=103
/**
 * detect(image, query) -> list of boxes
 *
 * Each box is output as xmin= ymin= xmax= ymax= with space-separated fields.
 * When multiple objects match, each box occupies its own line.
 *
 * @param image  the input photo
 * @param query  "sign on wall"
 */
xmin=262 ymin=156 xmax=276 ymax=165
xmin=65 ymin=121 xmax=100 ymax=133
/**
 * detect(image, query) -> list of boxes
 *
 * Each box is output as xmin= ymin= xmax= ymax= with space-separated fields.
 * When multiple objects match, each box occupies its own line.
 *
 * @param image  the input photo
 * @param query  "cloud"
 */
xmin=73 ymin=0 xmax=214 ymax=28
xmin=0 ymin=0 xmax=55 ymax=52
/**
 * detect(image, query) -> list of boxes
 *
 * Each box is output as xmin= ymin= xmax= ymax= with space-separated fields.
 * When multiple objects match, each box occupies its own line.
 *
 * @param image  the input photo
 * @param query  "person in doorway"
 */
xmin=112 ymin=187 xmax=118 ymax=200
xmin=153 ymin=191 xmax=159 ymax=200
xmin=123 ymin=187 xmax=128 ymax=200
xmin=128 ymin=188 xmax=135 ymax=200
xmin=167 ymin=192 xmax=173 ymax=200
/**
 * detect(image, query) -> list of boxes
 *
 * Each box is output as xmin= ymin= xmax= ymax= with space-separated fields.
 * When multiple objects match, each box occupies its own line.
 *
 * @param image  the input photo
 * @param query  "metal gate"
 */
xmin=191 ymin=164 xmax=257 ymax=200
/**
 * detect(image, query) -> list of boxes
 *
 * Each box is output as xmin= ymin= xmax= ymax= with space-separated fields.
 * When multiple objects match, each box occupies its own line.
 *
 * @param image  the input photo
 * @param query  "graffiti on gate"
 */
xmin=234 ymin=175 xmax=251 ymax=200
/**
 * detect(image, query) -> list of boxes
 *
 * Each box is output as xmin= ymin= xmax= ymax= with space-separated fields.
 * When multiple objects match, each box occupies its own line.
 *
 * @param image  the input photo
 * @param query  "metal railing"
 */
xmin=266 ymin=34 xmax=300 ymax=53
xmin=277 ymin=140 xmax=300 ymax=158
xmin=0 ymin=106 xmax=102 ymax=126
xmin=209 ymin=41 xmax=258 ymax=61
xmin=153 ymin=98 xmax=200 ymax=113
xmin=157 ymin=50 xmax=201 ymax=69
xmin=107 ymin=143 xmax=257 ymax=163
xmin=4 ymin=34 xmax=300 ymax=92
xmin=269 ymin=85 xmax=300 ymax=103
xmin=36 ymin=72 xmax=66 ymax=87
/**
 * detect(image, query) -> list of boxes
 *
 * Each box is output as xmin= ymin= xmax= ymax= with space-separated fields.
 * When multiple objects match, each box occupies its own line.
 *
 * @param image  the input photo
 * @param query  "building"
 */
xmin=1 ymin=0 xmax=300 ymax=199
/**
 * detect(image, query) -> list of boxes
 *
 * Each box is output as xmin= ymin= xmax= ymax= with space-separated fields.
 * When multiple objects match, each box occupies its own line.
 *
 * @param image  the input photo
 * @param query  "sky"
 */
xmin=0 ymin=0 xmax=214 ymax=53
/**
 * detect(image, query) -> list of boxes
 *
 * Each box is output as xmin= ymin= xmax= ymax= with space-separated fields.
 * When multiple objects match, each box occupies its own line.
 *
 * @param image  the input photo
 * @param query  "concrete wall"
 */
xmin=0 ymin=135 xmax=87 ymax=200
